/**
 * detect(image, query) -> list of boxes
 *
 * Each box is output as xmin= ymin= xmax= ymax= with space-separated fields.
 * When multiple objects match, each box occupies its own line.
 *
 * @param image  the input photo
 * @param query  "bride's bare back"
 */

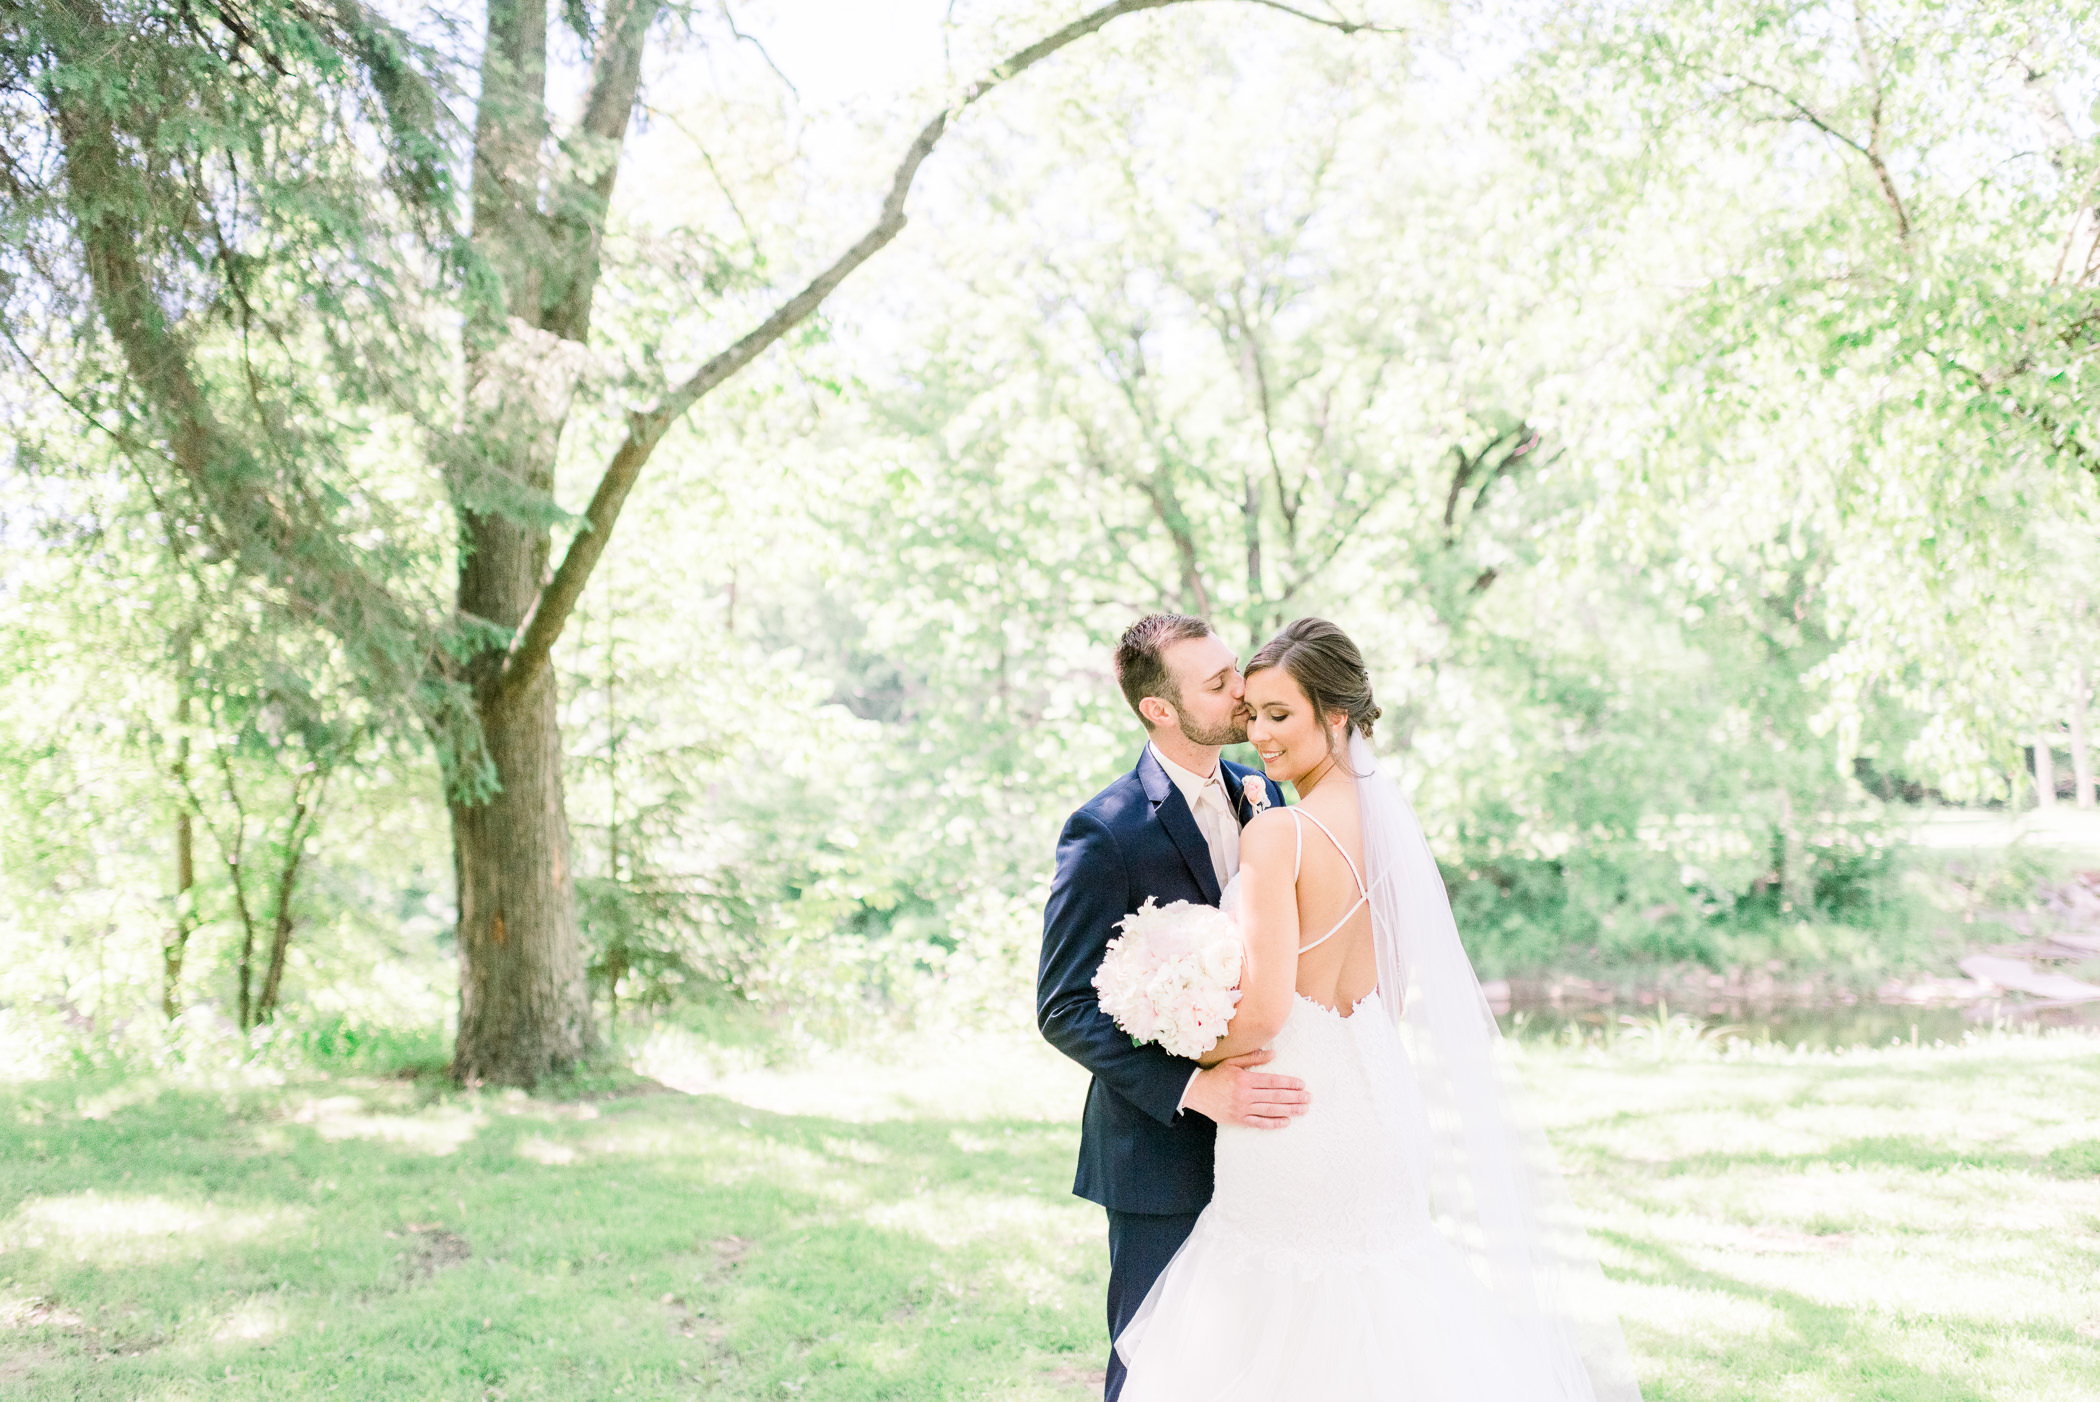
xmin=1198 ymin=778 xmax=1378 ymax=1066
xmin=1284 ymin=788 xmax=1379 ymax=1017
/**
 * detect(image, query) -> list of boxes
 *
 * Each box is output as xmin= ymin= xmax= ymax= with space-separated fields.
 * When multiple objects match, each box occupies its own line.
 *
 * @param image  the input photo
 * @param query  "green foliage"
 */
xmin=1508 ymin=0 xmax=2100 ymax=794
xmin=272 ymin=1014 xmax=451 ymax=1077
xmin=7 ymin=0 xmax=2100 ymax=1049
xmin=0 ymin=0 xmax=471 ymax=747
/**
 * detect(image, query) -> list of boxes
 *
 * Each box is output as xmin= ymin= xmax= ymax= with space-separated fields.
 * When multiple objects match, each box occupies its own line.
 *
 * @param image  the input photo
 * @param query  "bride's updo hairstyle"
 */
xmin=1245 ymin=618 xmax=1381 ymax=743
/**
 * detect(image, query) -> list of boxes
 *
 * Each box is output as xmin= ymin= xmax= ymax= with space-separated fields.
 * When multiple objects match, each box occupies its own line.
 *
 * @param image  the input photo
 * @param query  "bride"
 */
xmin=1114 ymin=618 xmax=1642 ymax=1402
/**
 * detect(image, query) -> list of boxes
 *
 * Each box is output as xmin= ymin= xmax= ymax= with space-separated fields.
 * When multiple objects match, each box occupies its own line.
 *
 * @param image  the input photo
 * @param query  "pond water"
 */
xmin=1496 ymin=998 xmax=2100 ymax=1049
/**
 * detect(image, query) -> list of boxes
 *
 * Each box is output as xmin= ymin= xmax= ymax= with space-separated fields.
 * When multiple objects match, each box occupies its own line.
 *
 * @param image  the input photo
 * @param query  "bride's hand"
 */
xmin=1183 ymin=1049 xmax=1310 ymax=1129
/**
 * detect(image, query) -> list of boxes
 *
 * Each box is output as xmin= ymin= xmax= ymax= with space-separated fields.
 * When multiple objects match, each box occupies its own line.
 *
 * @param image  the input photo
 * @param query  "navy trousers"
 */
xmin=1102 ymin=1207 xmax=1202 ymax=1402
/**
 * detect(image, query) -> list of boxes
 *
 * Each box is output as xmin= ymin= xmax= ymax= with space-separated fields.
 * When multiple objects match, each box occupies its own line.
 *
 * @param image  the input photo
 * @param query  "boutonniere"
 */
xmin=1240 ymin=773 xmax=1271 ymax=816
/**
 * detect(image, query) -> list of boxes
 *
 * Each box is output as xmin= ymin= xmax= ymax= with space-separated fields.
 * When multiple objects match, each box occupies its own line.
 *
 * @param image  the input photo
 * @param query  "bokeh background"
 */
xmin=6 ymin=0 xmax=2098 ymax=1064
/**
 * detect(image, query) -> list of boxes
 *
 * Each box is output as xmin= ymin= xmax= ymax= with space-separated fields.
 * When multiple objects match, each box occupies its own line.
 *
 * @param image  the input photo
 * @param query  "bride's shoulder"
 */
xmin=1240 ymin=805 xmax=1300 ymax=857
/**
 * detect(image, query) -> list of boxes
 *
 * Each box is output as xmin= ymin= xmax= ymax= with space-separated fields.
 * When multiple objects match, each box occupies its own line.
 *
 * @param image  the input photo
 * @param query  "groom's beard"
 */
xmin=1179 ymin=710 xmax=1247 ymax=748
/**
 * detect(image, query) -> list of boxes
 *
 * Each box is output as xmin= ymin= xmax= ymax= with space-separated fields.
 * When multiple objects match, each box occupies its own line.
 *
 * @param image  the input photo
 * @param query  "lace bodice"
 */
xmin=1209 ymin=794 xmax=1431 ymax=1258
xmin=1206 ymin=993 xmax=1436 ymax=1261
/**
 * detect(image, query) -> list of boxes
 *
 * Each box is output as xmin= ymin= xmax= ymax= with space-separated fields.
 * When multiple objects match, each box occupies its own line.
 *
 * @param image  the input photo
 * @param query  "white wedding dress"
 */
xmin=1116 ymin=736 xmax=1640 ymax=1402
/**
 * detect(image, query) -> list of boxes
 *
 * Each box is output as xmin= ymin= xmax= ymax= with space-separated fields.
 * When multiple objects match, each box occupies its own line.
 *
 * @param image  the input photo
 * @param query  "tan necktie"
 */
xmin=1194 ymin=779 xmax=1237 ymax=890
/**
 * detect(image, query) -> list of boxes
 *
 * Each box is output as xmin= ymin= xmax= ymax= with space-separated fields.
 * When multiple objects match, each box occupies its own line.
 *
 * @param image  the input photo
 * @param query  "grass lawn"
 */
xmin=1 ymin=1026 xmax=2097 ymax=1401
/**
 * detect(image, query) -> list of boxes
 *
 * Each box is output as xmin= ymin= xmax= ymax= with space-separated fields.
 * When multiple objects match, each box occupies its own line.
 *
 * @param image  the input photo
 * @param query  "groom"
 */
xmin=1038 ymin=613 xmax=1307 ymax=1402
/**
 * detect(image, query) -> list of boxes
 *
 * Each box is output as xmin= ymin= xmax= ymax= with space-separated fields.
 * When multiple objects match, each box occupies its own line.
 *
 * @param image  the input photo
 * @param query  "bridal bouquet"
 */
xmin=1093 ymin=898 xmax=1243 ymax=1058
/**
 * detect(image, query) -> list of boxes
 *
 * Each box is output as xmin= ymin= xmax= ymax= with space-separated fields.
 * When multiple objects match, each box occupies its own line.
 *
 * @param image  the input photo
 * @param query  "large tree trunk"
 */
xmin=448 ymin=318 xmax=598 ymax=1083
xmin=452 ymin=667 xmax=592 ymax=1083
xmin=446 ymin=0 xmax=599 ymax=1084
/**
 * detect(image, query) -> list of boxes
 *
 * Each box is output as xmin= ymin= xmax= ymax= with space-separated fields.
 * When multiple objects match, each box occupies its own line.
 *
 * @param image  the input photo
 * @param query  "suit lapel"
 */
xmin=1138 ymin=747 xmax=1223 ymax=906
xmin=1224 ymin=762 xmax=1254 ymax=826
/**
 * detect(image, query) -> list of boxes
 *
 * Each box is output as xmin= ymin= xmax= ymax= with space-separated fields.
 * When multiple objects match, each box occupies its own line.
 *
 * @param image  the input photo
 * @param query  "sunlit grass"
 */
xmin=0 ymin=1029 xmax=2095 ymax=1400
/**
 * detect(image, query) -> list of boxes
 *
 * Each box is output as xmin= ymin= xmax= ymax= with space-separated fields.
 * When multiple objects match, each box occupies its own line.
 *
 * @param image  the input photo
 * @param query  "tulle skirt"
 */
xmin=1114 ymin=1209 xmax=1561 ymax=1401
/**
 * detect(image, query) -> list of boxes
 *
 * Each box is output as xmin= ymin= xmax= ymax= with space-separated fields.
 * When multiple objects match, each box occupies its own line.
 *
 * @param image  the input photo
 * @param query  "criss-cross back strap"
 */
xmin=1288 ymin=806 xmax=1370 ymax=954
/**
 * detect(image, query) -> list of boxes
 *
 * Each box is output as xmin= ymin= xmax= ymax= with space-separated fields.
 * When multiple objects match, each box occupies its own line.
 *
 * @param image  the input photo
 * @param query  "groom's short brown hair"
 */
xmin=1116 ymin=613 xmax=1213 ymax=727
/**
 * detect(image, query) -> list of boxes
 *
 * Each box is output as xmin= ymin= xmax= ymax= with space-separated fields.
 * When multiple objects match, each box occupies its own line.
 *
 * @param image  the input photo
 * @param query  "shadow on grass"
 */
xmin=1653 ymin=1135 xmax=2100 ymax=1180
xmin=1603 ymin=1230 xmax=1995 ymax=1402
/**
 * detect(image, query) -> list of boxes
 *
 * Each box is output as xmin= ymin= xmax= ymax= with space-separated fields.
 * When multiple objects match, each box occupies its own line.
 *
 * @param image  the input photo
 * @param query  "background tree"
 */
xmin=1517 ymin=0 xmax=2100 ymax=791
xmin=7 ymin=0 xmax=2099 ymax=1068
xmin=2 ymin=0 xmax=1399 ymax=1082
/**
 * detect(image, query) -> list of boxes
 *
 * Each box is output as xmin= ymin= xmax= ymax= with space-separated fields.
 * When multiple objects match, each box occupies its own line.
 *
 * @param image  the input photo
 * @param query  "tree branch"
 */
xmin=497 ymin=0 xmax=1399 ymax=704
xmin=1237 ymin=328 xmax=1271 ymax=628
xmin=319 ymin=0 xmax=456 ymax=216
xmin=2012 ymin=51 xmax=2100 ymax=287
xmin=718 ymin=0 xmax=798 ymax=95
xmin=1726 ymin=75 xmax=1867 ymax=156
xmin=2011 ymin=51 xmax=2079 ymax=160
xmin=213 ymin=748 xmax=261 ymax=1029
xmin=1240 ymin=0 xmax=1403 ymax=33
xmin=1847 ymin=2 xmax=1910 ymax=245
xmin=1440 ymin=441 xmax=1480 ymax=534
xmin=1948 ymin=355 xmax=2100 ymax=474
xmin=1082 ymin=310 xmax=1219 ymax=616
xmin=1282 ymin=469 xmax=1400 ymax=599
xmin=1724 ymin=71 xmax=1911 ymax=243
xmin=255 ymin=775 xmax=322 ymax=1024
xmin=47 ymin=76 xmax=430 ymax=704
xmin=543 ymin=0 xmax=658 ymax=342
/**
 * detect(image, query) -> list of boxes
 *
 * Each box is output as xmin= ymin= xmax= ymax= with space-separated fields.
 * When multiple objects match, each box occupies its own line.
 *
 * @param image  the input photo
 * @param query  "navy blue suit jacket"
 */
xmin=1038 ymin=746 xmax=1287 ymax=1215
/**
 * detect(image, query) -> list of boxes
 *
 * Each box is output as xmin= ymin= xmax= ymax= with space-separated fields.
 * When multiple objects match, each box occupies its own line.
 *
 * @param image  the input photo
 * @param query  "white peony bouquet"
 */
xmin=1092 ymin=898 xmax=1244 ymax=1059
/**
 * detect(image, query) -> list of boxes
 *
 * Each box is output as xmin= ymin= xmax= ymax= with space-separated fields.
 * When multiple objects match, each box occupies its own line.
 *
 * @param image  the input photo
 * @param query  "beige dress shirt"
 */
xmin=1149 ymin=742 xmax=1241 ymax=892
xmin=1149 ymin=742 xmax=1242 ymax=1114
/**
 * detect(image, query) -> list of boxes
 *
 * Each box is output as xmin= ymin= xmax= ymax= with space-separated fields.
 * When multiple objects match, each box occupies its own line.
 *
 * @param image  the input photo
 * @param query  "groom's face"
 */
xmin=1160 ymin=633 xmax=1248 ymax=748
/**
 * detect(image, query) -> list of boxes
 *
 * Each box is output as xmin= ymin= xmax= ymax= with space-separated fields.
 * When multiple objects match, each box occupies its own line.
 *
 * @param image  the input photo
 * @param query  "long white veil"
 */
xmin=1352 ymin=730 xmax=1642 ymax=1401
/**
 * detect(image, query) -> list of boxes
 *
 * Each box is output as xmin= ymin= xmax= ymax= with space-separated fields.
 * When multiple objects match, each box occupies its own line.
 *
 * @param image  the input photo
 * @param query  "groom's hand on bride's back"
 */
xmin=1184 ymin=1049 xmax=1310 ymax=1130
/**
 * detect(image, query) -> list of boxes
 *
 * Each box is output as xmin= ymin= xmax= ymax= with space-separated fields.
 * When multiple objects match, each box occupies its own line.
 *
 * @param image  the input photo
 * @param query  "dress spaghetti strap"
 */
xmin=1287 ymin=808 xmax=1370 ymax=954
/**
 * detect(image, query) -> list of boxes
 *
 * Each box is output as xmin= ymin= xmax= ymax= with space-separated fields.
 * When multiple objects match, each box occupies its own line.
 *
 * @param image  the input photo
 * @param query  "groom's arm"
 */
xmin=1038 ymin=810 xmax=1198 ymax=1127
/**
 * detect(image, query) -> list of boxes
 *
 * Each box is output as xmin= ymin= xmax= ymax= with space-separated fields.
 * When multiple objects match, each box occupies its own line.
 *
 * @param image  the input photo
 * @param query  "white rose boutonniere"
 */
xmin=1241 ymin=773 xmax=1270 ymax=816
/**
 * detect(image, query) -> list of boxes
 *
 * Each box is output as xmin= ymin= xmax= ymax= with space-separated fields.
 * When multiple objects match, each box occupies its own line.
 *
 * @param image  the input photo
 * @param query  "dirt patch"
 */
xmin=1745 ymin=1226 xmax=1855 ymax=1254
xmin=659 ymin=1237 xmax=753 ymax=1349
xmin=1046 ymin=1362 xmax=1106 ymax=1397
xmin=389 ymin=1223 xmax=472 ymax=1277
xmin=659 ymin=1293 xmax=728 ymax=1345
xmin=0 ymin=1342 xmax=59 ymax=1385
xmin=517 ymin=1071 xmax=683 ymax=1104
xmin=1 ymin=1298 xmax=83 ymax=1330
xmin=1 ymin=1296 xmax=163 ymax=1365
